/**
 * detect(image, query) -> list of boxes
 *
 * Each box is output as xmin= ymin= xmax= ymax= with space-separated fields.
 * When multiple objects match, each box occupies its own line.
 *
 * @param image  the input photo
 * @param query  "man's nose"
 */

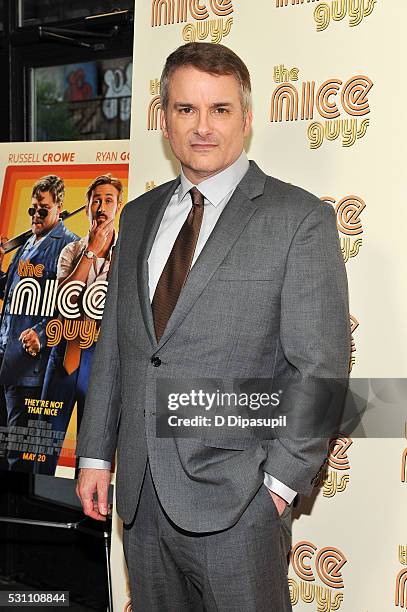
xmin=195 ymin=112 xmax=212 ymax=137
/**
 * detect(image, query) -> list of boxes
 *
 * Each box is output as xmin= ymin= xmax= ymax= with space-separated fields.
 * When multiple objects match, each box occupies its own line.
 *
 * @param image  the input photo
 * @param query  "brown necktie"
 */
xmin=152 ymin=187 xmax=204 ymax=342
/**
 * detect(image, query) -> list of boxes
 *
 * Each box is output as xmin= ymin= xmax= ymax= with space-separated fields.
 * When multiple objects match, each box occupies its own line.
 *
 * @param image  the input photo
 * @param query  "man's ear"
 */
xmin=243 ymin=109 xmax=253 ymax=138
xmin=160 ymin=109 xmax=169 ymax=139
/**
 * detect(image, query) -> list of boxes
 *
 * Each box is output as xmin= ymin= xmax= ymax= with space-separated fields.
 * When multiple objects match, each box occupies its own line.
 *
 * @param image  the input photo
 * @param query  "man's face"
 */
xmin=87 ymin=184 xmax=121 ymax=227
xmin=30 ymin=191 xmax=61 ymax=237
xmin=161 ymin=66 xmax=252 ymax=184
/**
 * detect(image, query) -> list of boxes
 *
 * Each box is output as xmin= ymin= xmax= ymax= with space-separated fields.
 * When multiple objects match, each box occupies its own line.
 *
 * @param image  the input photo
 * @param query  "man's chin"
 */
xmin=183 ymin=155 xmax=219 ymax=173
xmin=32 ymin=224 xmax=43 ymax=235
xmin=187 ymin=163 xmax=224 ymax=181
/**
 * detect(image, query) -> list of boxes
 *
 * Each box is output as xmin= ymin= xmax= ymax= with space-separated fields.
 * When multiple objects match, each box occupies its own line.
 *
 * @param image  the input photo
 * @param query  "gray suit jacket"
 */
xmin=76 ymin=161 xmax=350 ymax=531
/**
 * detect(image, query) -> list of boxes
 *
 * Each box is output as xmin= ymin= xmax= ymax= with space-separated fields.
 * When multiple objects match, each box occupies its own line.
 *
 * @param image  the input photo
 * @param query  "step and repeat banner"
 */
xmin=0 ymin=140 xmax=129 ymax=479
xmin=109 ymin=1 xmax=406 ymax=610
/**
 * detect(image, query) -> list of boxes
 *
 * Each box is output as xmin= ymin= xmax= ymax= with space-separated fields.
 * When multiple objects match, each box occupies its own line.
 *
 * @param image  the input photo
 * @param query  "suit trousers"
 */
xmin=123 ymin=460 xmax=293 ymax=612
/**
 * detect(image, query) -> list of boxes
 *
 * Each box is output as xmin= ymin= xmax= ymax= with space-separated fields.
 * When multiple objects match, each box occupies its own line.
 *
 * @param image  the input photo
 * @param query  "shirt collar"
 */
xmin=24 ymin=231 xmax=46 ymax=250
xmin=178 ymin=151 xmax=250 ymax=207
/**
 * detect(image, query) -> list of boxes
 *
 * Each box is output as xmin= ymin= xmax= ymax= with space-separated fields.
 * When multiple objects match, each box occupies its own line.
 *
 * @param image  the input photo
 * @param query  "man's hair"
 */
xmin=85 ymin=174 xmax=124 ymax=205
xmin=160 ymin=42 xmax=252 ymax=116
xmin=32 ymin=175 xmax=65 ymax=206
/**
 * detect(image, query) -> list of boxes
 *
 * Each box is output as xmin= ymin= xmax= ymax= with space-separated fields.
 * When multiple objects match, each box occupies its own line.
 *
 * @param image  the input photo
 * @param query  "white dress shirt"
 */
xmin=79 ymin=151 xmax=296 ymax=505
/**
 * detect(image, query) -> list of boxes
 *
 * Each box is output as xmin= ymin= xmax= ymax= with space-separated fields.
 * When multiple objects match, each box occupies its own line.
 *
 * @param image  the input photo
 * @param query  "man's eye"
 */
xmin=214 ymin=107 xmax=228 ymax=114
xmin=180 ymin=107 xmax=193 ymax=114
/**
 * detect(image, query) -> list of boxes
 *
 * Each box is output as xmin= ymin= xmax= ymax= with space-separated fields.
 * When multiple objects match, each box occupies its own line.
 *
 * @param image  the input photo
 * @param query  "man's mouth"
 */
xmin=190 ymin=143 xmax=218 ymax=149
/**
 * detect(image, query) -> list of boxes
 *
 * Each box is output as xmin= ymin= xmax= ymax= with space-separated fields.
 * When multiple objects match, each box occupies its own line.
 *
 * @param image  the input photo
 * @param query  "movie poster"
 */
xmin=0 ymin=141 xmax=129 ymax=479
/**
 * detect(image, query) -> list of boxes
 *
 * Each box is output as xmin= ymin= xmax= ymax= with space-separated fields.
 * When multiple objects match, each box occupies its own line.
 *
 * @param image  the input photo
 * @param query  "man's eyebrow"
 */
xmin=173 ymin=102 xmax=234 ymax=108
xmin=173 ymin=102 xmax=195 ymax=108
xmin=210 ymin=102 xmax=233 ymax=108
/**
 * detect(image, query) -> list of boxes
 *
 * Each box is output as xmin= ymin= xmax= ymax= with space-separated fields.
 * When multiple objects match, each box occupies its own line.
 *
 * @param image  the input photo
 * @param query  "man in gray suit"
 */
xmin=76 ymin=43 xmax=350 ymax=611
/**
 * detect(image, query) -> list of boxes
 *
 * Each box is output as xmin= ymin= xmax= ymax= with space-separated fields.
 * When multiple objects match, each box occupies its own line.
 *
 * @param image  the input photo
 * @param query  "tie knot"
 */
xmin=189 ymin=187 xmax=204 ymax=208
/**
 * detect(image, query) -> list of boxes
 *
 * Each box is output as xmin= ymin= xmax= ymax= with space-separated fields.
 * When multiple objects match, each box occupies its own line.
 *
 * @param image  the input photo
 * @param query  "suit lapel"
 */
xmin=156 ymin=162 xmax=267 ymax=349
xmin=137 ymin=179 xmax=180 ymax=347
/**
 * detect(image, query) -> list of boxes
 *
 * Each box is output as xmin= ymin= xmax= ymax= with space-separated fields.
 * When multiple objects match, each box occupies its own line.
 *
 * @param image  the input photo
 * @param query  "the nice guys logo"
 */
xmin=289 ymin=540 xmax=347 ymax=610
xmin=270 ymin=65 xmax=373 ymax=149
xmin=151 ymin=0 xmax=234 ymax=44
xmin=275 ymin=0 xmax=377 ymax=32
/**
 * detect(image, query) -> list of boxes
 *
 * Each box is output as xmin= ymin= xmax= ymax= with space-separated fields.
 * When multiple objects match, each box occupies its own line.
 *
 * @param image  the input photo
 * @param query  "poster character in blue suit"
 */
xmin=0 ymin=175 xmax=78 ymax=471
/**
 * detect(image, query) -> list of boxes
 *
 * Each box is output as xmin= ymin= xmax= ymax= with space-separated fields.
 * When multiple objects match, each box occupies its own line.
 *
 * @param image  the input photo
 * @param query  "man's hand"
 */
xmin=76 ymin=468 xmax=111 ymax=521
xmin=267 ymin=488 xmax=288 ymax=516
xmin=0 ymin=235 xmax=8 ymax=269
xmin=88 ymin=219 xmax=114 ymax=256
xmin=19 ymin=328 xmax=41 ymax=356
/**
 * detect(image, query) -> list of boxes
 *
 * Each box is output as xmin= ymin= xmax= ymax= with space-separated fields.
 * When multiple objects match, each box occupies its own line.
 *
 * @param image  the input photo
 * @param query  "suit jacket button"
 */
xmin=151 ymin=356 xmax=161 ymax=367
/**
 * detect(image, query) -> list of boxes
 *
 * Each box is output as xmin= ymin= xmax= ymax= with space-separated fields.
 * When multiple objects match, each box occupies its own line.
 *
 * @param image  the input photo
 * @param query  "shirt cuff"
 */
xmin=263 ymin=471 xmax=297 ymax=505
xmin=78 ymin=457 xmax=111 ymax=470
